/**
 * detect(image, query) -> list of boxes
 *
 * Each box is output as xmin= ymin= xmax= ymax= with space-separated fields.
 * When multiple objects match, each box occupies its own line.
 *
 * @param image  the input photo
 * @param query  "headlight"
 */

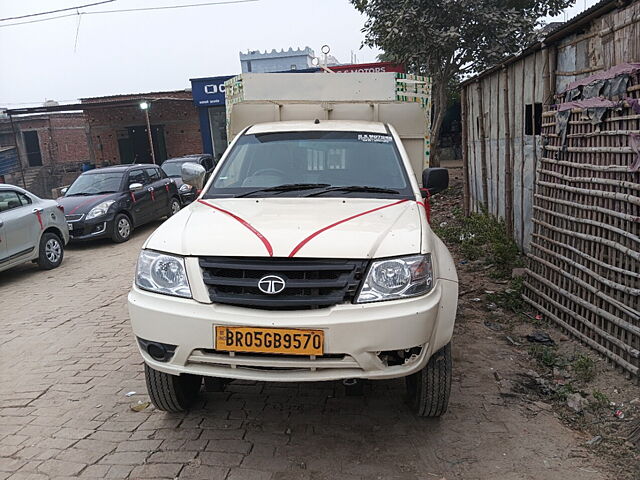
xmin=135 ymin=250 xmax=192 ymax=298
xmin=86 ymin=200 xmax=115 ymax=220
xmin=179 ymin=184 xmax=193 ymax=193
xmin=357 ymin=254 xmax=433 ymax=303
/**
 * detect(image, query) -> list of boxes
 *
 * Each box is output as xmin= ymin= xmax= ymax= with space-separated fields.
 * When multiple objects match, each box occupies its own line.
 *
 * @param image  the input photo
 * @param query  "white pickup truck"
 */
xmin=128 ymin=73 xmax=458 ymax=416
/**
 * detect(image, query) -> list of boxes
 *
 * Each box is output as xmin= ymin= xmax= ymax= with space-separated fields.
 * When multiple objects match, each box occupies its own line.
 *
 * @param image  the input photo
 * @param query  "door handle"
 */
xmin=32 ymin=208 xmax=43 ymax=214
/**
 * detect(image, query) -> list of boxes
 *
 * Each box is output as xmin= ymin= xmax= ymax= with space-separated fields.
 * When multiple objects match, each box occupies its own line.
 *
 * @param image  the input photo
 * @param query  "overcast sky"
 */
xmin=0 ymin=0 xmax=599 ymax=106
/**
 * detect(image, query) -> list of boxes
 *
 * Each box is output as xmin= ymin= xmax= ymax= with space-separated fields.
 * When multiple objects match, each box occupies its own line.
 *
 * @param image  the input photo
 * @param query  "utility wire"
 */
xmin=0 ymin=0 xmax=115 ymax=22
xmin=0 ymin=0 xmax=259 ymax=28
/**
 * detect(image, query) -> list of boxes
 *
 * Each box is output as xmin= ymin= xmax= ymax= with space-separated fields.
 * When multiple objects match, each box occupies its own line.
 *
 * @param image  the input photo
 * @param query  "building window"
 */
xmin=291 ymin=64 xmax=297 ymax=70
xmin=525 ymin=103 xmax=543 ymax=135
xmin=247 ymin=60 xmax=252 ymax=72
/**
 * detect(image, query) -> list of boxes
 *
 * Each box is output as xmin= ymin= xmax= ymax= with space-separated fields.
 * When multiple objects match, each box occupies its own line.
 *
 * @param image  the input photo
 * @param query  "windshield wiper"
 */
xmin=93 ymin=191 xmax=117 ymax=195
xmin=65 ymin=192 xmax=92 ymax=196
xmin=305 ymin=185 xmax=400 ymax=197
xmin=236 ymin=183 xmax=330 ymax=198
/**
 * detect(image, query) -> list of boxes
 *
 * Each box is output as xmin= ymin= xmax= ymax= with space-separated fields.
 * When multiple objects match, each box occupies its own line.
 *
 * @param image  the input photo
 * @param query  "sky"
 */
xmin=0 ymin=0 xmax=600 ymax=107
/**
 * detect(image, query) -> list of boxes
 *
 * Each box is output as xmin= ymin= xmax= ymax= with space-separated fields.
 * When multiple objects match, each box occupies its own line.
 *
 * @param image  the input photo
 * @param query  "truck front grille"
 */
xmin=198 ymin=257 xmax=368 ymax=310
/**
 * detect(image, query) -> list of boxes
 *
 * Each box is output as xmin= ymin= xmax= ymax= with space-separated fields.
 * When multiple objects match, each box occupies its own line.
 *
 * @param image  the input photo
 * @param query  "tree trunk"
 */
xmin=429 ymin=76 xmax=448 ymax=168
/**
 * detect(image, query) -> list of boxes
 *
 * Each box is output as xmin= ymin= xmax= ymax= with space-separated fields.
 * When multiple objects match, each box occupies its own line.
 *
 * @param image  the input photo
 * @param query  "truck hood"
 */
xmin=145 ymin=197 xmax=425 ymax=259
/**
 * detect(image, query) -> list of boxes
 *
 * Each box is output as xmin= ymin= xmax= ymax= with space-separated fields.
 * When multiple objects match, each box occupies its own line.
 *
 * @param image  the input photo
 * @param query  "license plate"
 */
xmin=215 ymin=326 xmax=323 ymax=356
xmin=67 ymin=223 xmax=73 ymax=231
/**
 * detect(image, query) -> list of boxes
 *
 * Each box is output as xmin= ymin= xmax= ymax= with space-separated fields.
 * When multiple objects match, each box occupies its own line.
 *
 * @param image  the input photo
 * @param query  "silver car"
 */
xmin=0 ymin=184 xmax=69 ymax=273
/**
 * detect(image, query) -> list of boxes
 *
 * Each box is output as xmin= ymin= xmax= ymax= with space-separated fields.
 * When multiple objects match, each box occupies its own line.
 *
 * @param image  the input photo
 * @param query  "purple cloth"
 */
xmin=556 ymin=98 xmax=618 ymax=111
xmin=560 ymin=63 xmax=640 ymax=93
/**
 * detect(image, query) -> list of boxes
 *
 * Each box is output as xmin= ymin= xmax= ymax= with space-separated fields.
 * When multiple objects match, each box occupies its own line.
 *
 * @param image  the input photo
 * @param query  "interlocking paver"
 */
xmin=0 ymin=220 xmax=619 ymax=480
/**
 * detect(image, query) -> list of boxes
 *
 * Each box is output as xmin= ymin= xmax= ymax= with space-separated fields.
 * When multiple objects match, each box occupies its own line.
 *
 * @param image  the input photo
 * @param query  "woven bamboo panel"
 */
xmin=524 ymin=73 xmax=640 ymax=380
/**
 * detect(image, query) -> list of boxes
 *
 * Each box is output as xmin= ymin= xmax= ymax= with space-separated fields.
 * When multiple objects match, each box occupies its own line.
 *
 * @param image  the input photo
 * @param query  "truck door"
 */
xmin=0 ymin=189 xmax=40 ymax=263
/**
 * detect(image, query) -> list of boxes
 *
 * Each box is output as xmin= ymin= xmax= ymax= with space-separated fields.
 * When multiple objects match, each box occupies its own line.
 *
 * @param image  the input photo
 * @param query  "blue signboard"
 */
xmin=190 ymin=75 xmax=235 ymax=107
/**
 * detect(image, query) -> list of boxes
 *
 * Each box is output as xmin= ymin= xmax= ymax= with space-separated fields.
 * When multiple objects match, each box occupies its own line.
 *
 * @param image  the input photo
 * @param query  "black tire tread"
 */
xmin=37 ymin=232 xmax=63 ymax=270
xmin=407 ymin=343 xmax=452 ymax=417
xmin=144 ymin=364 xmax=201 ymax=413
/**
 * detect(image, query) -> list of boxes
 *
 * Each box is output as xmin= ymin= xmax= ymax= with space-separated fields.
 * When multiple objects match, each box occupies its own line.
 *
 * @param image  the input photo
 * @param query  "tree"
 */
xmin=351 ymin=0 xmax=573 ymax=166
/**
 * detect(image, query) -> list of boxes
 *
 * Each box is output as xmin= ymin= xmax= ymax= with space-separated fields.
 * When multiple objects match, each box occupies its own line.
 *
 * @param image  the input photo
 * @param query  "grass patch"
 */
xmin=528 ymin=345 xmax=559 ymax=369
xmin=486 ymin=277 xmax=524 ymax=312
xmin=591 ymin=390 xmax=610 ymax=410
xmin=433 ymin=209 xmax=522 ymax=279
xmin=572 ymin=354 xmax=597 ymax=383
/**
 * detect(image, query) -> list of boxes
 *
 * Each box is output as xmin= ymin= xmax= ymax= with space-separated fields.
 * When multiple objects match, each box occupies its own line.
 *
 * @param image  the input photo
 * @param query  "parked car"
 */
xmin=0 ymin=184 xmax=69 ymax=273
xmin=58 ymin=164 xmax=181 ymax=243
xmin=160 ymin=155 xmax=216 ymax=205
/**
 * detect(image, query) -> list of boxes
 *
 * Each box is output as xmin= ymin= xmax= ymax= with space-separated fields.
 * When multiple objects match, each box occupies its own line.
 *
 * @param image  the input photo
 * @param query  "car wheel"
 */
xmin=37 ymin=232 xmax=64 ymax=270
xmin=144 ymin=364 xmax=202 ymax=412
xmin=169 ymin=197 xmax=181 ymax=217
xmin=112 ymin=213 xmax=132 ymax=243
xmin=406 ymin=343 xmax=452 ymax=417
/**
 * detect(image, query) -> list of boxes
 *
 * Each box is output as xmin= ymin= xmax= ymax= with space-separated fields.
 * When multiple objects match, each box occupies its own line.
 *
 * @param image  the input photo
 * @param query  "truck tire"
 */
xmin=37 ymin=232 xmax=64 ymax=270
xmin=144 ymin=364 xmax=202 ymax=412
xmin=405 ymin=343 xmax=452 ymax=417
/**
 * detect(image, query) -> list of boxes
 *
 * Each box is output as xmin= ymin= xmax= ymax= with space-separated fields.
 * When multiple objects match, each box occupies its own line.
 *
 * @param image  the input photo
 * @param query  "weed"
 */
xmin=529 ymin=345 xmax=559 ymax=369
xmin=487 ymin=277 xmax=524 ymax=312
xmin=572 ymin=354 xmax=597 ymax=383
xmin=433 ymin=210 xmax=522 ymax=278
xmin=591 ymin=390 xmax=610 ymax=410
xmin=554 ymin=384 xmax=577 ymax=402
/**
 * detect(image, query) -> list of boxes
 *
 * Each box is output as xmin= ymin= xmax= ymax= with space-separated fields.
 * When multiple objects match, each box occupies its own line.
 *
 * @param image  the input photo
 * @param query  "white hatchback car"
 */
xmin=0 ymin=184 xmax=69 ymax=273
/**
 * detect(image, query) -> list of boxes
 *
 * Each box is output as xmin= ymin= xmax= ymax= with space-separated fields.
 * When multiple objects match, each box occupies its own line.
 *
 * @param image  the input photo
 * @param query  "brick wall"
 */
xmin=84 ymin=92 xmax=202 ymax=165
xmin=0 ymin=113 xmax=91 ymax=169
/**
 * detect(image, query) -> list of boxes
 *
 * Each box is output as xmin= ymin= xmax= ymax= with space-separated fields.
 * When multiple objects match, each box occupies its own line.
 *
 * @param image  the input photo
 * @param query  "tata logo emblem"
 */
xmin=204 ymin=83 xmax=226 ymax=95
xmin=257 ymin=275 xmax=286 ymax=295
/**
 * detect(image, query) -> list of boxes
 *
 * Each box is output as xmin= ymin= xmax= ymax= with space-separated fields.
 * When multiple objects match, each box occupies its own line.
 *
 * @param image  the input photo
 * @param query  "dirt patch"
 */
xmin=432 ymin=167 xmax=640 ymax=480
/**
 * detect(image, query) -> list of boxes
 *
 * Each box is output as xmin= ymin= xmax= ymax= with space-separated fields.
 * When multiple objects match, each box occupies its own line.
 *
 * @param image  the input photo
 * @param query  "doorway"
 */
xmin=23 ymin=131 xmax=43 ymax=167
xmin=117 ymin=125 xmax=167 ymax=164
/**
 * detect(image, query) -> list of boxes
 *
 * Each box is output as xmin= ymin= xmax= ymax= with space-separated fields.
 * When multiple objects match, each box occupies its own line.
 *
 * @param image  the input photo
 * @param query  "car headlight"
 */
xmin=135 ymin=250 xmax=192 ymax=298
xmin=179 ymin=184 xmax=193 ymax=193
xmin=357 ymin=254 xmax=433 ymax=303
xmin=86 ymin=200 xmax=115 ymax=220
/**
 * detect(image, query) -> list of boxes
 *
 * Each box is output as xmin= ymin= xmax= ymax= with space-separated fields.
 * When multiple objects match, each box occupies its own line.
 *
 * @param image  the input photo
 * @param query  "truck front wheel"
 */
xmin=406 ymin=343 xmax=452 ymax=417
xmin=144 ymin=364 xmax=202 ymax=412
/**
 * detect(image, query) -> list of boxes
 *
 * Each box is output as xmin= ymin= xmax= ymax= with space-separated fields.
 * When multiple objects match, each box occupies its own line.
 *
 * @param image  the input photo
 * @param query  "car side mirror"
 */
xmin=60 ymin=187 xmax=68 ymax=195
xmin=421 ymin=168 xmax=449 ymax=197
xmin=182 ymin=163 xmax=206 ymax=190
xmin=129 ymin=182 xmax=143 ymax=192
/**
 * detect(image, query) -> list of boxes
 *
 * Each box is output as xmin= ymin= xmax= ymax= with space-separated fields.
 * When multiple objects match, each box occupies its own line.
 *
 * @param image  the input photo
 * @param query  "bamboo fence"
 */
xmin=523 ymin=73 xmax=640 ymax=380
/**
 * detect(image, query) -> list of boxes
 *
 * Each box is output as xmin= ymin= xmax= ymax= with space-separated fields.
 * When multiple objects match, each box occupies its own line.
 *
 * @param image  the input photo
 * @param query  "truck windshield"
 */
xmin=203 ymin=131 xmax=413 ymax=199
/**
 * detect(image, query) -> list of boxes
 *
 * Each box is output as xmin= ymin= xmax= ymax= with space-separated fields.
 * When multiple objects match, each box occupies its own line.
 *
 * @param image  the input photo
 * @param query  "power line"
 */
xmin=0 ymin=1 xmax=115 ymax=22
xmin=0 ymin=0 xmax=259 ymax=28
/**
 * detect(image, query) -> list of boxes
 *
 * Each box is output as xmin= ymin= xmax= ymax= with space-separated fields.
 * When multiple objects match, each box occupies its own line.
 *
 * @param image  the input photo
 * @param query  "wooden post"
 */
xmin=502 ymin=67 xmax=514 ymax=237
xmin=461 ymin=86 xmax=470 ymax=216
xmin=476 ymin=81 xmax=489 ymax=209
xmin=8 ymin=114 xmax=27 ymax=188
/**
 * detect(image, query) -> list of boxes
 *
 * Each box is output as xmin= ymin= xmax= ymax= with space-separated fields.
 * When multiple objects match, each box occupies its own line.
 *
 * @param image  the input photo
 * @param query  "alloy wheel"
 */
xmin=45 ymin=238 xmax=62 ymax=263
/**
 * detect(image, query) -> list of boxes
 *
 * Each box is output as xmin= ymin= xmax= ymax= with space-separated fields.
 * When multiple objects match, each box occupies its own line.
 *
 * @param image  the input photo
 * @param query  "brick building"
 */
xmin=82 ymin=90 xmax=202 ymax=165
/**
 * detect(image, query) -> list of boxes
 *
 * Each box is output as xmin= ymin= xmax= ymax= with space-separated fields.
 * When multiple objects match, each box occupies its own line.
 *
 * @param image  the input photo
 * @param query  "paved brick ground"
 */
xmin=0 ymin=221 xmax=612 ymax=479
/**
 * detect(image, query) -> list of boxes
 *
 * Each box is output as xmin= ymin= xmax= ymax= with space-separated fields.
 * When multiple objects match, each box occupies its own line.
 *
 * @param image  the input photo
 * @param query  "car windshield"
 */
xmin=66 ymin=172 xmax=124 ymax=196
xmin=161 ymin=160 xmax=191 ymax=178
xmin=204 ymin=131 xmax=412 ymax=199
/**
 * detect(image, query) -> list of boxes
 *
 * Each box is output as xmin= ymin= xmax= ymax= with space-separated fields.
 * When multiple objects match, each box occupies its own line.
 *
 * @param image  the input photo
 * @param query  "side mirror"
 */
xmin=182 ymin=163 xmax=206 ymax=190
xmin=60 ymin=187 xmax=68 ymax=195
xmin=422 ymin=168 xmax=449 ymax=197
xmin=129 ymin=182 xmax=143 ymax=192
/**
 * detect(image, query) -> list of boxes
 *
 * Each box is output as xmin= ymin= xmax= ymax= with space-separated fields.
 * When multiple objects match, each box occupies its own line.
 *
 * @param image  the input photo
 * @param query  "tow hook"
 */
xmin=343 ymin=378 xmax=364 ymax=396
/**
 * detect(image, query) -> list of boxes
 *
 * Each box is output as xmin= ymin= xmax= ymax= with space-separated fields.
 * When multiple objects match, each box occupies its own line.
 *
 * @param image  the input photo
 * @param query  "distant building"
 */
xmin=240 ymin=47 xmax=339 ymax=73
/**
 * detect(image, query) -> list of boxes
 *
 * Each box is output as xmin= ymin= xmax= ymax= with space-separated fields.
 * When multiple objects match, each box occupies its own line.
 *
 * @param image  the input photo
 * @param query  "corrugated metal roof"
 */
xmin=460 ymin=0 xmax=625 ymax=86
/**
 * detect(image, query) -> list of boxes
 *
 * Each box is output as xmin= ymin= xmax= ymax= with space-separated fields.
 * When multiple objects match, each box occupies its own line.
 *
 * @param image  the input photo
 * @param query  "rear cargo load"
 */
xmin=224 ymin=72 xmax=432 ymax=182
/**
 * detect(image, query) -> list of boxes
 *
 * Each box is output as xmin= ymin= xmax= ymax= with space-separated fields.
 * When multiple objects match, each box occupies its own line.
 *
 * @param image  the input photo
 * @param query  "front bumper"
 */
xmin=67 ymin=213 xmax=115 ymax=241
xmin=178 ymin=191 xmax=197 ymax=205
xmin=128 ymin=278 xmax=458 ymax=382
